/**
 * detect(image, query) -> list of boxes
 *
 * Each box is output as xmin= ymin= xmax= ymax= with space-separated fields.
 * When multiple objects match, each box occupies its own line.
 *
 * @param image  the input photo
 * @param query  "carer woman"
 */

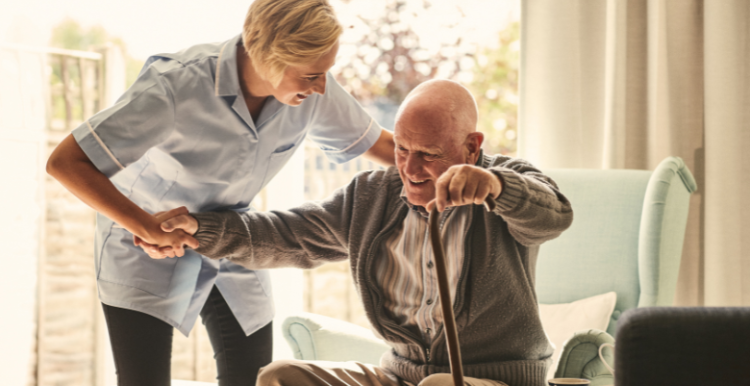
xmin=45 ymin=0 xmax=395 ymax=385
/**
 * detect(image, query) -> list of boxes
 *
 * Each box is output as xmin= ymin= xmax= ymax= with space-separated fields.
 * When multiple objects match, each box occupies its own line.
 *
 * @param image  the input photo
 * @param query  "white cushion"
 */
xmin=539 ymin=292 xmax=617 ymax=380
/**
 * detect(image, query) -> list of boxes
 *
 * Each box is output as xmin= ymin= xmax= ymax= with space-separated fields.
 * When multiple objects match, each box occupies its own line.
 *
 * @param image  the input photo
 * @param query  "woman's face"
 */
xmin=273 ymin=41 xmax=339 ymax=106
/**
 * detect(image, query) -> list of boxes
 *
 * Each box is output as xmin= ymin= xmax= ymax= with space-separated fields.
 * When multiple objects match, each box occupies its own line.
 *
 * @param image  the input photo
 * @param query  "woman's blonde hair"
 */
xmin=243 ymin=0 xmax=342 ymax=87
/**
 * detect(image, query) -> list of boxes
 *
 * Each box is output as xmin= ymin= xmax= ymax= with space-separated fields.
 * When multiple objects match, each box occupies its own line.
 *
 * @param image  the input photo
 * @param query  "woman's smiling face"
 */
xmin=272 ymin=41 xmax=339 ymax=106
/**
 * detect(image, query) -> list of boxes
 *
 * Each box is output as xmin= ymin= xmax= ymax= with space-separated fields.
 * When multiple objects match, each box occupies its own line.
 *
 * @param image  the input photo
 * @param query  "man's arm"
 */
xmin=421 ymin=156 xmax=571 ymax=246
xmin=149 ymin=172 xmax=377 ymax=268
xmin=485 ymin=157 xmax=574 ymax=246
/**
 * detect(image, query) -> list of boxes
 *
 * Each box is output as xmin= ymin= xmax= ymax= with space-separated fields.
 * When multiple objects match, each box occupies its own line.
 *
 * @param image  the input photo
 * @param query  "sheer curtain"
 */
xmin=519 ymin=0 xmax=749 ymax=306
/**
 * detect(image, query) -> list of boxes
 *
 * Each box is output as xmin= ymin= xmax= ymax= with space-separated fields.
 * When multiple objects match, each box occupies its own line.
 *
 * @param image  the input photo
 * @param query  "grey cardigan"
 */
xmin=193 ymin=153 xmax=573 ymax=386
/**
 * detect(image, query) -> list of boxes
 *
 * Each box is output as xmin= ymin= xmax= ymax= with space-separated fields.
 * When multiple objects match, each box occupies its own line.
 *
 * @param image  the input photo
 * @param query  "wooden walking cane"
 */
xmin=428 ymin=198 xmax=496 ymax=386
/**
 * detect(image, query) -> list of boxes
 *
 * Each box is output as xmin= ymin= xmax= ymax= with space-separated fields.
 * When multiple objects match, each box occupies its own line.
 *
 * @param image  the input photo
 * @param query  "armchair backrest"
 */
xmin=535 ymin=157 xmax=697 ymax=335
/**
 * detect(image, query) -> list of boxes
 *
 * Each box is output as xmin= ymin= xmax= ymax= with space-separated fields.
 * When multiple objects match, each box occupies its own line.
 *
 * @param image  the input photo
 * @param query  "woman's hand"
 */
xmin=133 ymin=207 xmax=200 ymax=259
xmin=425 ymin=164 xmax=503 ymax=212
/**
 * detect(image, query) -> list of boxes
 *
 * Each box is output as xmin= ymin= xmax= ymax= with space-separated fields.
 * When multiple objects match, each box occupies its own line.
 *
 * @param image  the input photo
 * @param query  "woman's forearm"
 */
xmin=46 ymin=134 xmax=196 ymax=252
xmin=363 ymin=129 xmax=396 ymax=166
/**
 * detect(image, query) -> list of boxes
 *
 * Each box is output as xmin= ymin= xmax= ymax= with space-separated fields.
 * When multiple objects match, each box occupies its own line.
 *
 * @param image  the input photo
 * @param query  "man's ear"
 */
xmin=465 ymin=132 xmax=484 ymax=163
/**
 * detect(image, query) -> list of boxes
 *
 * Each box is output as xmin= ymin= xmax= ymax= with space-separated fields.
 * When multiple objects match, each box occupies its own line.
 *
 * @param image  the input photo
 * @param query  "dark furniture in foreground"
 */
xmin=614 ymin=307 xmax=750 ymax=386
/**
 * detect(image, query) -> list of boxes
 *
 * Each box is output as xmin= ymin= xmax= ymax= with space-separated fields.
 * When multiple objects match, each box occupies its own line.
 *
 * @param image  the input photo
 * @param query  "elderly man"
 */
xmin=147 ymin=80 xmax=573 ymax=386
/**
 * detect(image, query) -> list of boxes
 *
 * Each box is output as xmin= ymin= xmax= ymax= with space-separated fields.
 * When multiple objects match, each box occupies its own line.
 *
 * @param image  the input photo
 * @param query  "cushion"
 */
xmin=539 ymin=292 xmax=617 ymax=380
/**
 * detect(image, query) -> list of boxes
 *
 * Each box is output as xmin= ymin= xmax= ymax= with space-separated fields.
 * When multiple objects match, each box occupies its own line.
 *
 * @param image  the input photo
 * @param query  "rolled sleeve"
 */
xmin=307 ymin=73 xmax=382 ymax=164
xmin=73 ymin=120 xmax=124 ymax=177
xmin=72 ymin=64 xmax=176 ymax=177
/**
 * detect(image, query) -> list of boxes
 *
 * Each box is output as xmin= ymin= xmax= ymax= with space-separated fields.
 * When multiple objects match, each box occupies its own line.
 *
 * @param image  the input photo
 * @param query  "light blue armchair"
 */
xmin=282 ymin=157 xmax=697 ymax=384
xmin=539 ymin=157 xmax=696 ymax=385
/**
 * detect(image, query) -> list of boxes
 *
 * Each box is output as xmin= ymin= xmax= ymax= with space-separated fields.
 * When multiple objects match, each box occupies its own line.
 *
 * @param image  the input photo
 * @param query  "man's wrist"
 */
xmin=494 ymin=172 xmax=504 ymax=198
xmin=191 ymin=214 xmax=200 ymax=236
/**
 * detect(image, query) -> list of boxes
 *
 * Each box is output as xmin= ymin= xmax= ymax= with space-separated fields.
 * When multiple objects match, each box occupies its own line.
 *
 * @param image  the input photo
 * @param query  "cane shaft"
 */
xmin=429 ymin=207 xmax=464 ymax=386
xmin=427 ymin=197 xmax=495 ymax=386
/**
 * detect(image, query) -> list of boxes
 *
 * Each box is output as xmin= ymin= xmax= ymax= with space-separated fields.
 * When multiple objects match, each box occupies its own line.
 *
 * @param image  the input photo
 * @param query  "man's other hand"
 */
xmin=426 ymin=164 xmax=503 ymax=212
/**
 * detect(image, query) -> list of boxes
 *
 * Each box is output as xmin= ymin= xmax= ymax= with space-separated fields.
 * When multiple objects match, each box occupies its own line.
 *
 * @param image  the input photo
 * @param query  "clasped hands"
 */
xmin=136 ymin=164 xmax=502 ymax=259
xmin=133 ymin=206 xmax=200 ymax=259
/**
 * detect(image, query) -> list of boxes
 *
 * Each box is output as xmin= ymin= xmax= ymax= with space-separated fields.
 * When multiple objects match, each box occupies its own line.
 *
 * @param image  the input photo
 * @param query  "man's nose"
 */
xmin=404 ymin=153 xmax=423 ymax=175
xmin=312 ymin=75 xmax=327 ymax=95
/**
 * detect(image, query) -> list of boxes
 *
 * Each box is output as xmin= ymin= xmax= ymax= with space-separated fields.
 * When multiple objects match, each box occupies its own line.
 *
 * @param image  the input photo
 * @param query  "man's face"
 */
xmin=394 ymin=116 xmax=468 ymax=207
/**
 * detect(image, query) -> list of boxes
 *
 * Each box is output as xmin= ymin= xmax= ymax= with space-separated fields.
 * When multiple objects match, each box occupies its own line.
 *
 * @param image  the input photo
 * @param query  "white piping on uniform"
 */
xmin=324 ymin=117 xmax=377 ymax=154
xmin=87 ymin=120 xmax=125 ymax=170
xmin=214 ymin=41 xmax=228 ymax=96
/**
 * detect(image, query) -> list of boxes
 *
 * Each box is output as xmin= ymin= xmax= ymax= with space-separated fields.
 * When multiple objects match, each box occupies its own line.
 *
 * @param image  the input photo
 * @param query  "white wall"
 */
xmin=0 ymin=46 xmax=47 ymax=386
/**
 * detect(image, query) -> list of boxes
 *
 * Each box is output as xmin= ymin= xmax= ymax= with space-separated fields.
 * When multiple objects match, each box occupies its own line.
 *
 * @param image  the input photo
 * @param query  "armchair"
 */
xmin=545 ymin=157 xmax=696 ymax=384
xmin=282 ymin=157 xmax=697 ymax=384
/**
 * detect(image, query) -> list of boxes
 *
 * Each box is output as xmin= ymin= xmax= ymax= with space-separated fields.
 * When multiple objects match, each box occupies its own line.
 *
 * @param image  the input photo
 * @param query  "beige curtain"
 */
xmin=519 ymin=0 xmax=750 ymax=306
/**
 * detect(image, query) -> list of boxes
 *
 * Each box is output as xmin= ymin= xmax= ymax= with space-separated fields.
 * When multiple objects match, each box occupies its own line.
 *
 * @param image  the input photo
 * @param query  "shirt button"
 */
xmin=427 ymin=261 xmax=434 ymax=269
xmin=426 ymin=299 xmax=433 ymax=305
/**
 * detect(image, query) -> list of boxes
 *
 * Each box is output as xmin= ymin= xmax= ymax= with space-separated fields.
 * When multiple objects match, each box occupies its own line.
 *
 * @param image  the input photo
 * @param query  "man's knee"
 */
xmin=257 ymin=359 xmax=314 ymax=386
xmin=418 ymin=373 xmax=454 ymax=386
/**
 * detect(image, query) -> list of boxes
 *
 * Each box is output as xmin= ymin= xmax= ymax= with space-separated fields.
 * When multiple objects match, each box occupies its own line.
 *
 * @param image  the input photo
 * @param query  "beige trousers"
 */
xmin=256 ymin=359 xmax=509 ymax=386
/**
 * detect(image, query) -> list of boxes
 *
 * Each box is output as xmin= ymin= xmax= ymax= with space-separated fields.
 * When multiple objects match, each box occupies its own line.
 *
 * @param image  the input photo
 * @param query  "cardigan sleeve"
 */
xmin=191 ymin=170 xmax=380 ymax=270
xmin=486 ymin=156 xmax=574 ymax=246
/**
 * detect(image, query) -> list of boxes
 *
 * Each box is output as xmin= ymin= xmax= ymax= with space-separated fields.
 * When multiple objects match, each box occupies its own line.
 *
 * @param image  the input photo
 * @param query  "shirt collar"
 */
xmin=214 ymin=34 xmax=243 ymax=97
xmin=475 ymin=149 xmax=485 ymax=167
xmin=399 ymin=188 xmax=429 ymax=217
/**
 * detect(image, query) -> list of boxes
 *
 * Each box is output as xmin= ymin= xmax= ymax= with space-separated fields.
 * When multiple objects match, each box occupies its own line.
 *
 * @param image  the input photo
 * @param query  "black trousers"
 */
xmin=102 ymin=286 xmax=273 ymax=386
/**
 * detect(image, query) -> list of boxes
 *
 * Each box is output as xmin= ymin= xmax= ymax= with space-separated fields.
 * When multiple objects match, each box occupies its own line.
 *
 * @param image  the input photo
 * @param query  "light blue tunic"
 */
xmin=72 ymin=34 xmax=382 ymax=336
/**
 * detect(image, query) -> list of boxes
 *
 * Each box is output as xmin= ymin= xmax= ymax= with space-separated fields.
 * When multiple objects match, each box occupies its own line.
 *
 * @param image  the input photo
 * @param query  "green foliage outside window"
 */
xmin=49 ymin=18 xmax=144 ymax=90
xmin=469 ymin=21 xmax=520 ymax=156
xmin=331 ymin=1 xmax=519 ymax=156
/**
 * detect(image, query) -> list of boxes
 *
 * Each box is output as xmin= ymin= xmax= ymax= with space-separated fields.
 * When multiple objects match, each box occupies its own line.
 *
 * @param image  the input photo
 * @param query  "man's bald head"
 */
xmin=393 ymin=80 xmax=485 ymax=207
xmin=395 ymin=79 xmax=478 ymax=142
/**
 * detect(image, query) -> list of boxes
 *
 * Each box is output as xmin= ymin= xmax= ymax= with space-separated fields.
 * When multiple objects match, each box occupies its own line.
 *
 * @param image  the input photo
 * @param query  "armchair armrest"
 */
xmin=282 ymin=312 xmax=390 ymax=365
xmin=555 ymin=329 xmax=615 ymax=386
